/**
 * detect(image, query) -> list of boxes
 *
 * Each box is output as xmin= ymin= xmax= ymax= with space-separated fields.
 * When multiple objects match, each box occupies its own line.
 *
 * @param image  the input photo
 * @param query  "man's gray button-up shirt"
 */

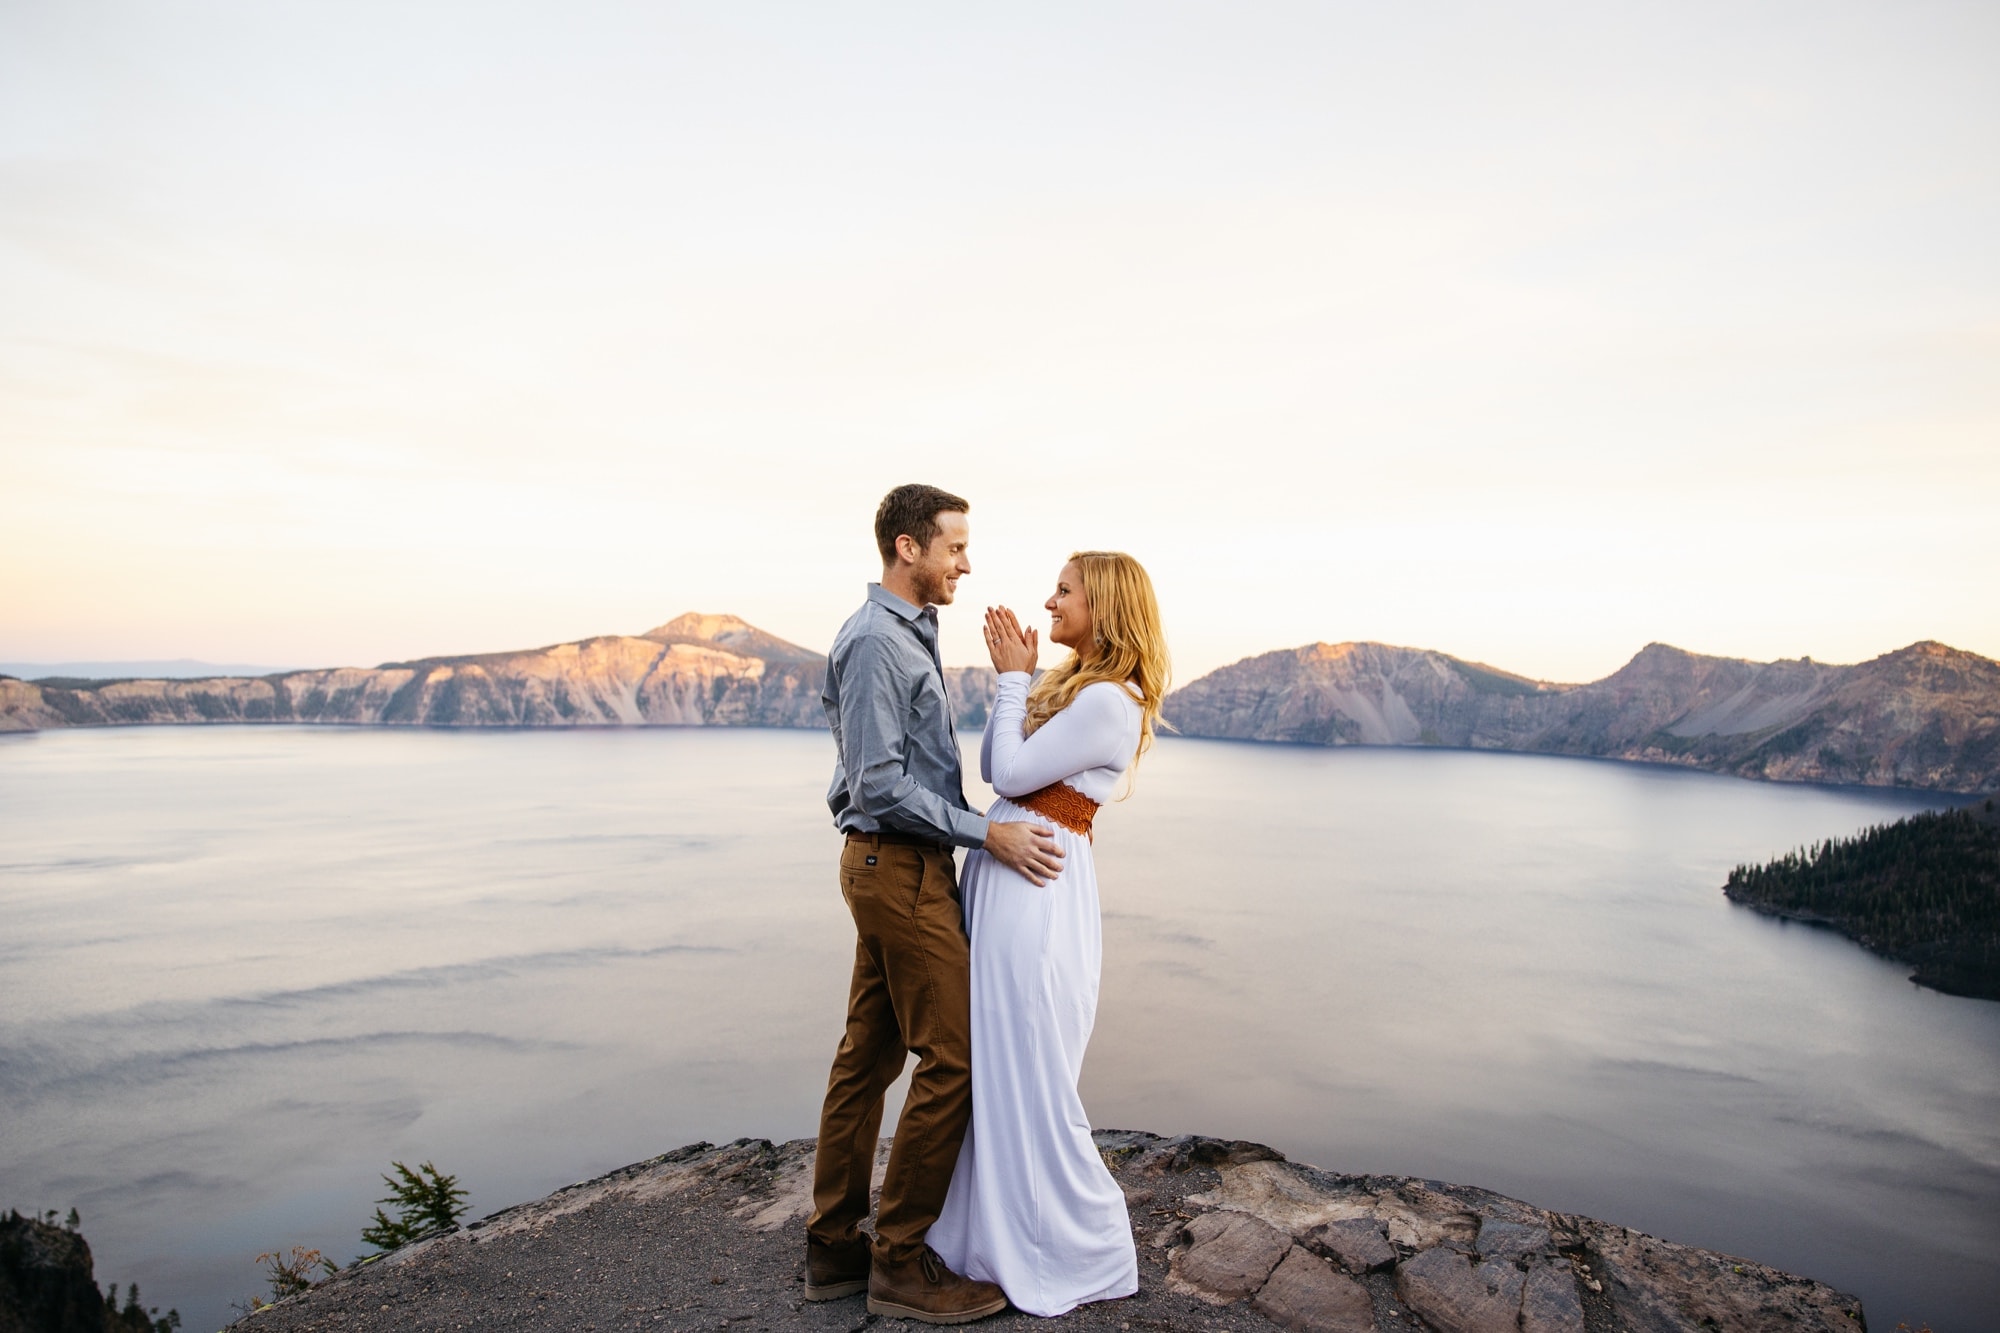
xmin=823 ymin=583 xmax=989 ymax=849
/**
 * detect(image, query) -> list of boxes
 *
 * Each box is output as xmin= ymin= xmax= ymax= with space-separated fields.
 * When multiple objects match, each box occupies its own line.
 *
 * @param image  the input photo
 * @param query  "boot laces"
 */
xmin=920 ymin=1247 xmax=945 ymax=1286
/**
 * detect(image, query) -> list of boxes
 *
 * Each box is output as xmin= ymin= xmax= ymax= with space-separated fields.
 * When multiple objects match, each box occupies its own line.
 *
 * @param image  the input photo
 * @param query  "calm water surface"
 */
xmin=1 ymin=726 xmax=1995 ymax=1332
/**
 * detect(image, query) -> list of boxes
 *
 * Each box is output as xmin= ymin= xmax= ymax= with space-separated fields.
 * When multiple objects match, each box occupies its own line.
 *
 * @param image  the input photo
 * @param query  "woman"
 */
xmin=926 ymin=550 xmax=1170 ymax=1317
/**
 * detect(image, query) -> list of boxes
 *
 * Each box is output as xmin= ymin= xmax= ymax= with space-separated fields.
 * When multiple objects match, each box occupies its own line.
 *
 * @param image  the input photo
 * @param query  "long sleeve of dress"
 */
xmin=984 ymin=672 xmax=1137 ymax=799
xmin=980 ymin=691 xmax=998 ymax=786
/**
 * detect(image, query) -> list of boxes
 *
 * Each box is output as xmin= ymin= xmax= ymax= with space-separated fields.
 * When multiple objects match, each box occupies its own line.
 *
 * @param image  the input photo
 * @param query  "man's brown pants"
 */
xmin=808 ymin=834 xmax=972 ymax=1266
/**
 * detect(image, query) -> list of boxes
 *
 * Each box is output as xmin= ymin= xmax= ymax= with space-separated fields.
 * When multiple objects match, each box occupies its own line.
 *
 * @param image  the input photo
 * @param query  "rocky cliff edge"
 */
xmin=236 ymin=1133 xmax=1864 ymax=1333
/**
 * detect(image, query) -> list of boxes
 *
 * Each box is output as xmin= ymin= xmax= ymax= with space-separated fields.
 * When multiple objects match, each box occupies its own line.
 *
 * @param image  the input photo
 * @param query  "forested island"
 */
xmin=1724 ymin=798 xmax=2000 ymax=999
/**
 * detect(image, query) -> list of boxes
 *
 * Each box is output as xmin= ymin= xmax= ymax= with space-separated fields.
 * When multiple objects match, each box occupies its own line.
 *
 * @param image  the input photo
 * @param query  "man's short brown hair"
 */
xmin=875 ymin=484 xmax=970 ymax=565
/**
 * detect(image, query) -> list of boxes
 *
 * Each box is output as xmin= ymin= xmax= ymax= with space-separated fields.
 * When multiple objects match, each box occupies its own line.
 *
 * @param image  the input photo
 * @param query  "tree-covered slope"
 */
xmin=1723 ymin=798 xmax=2000 ymax=999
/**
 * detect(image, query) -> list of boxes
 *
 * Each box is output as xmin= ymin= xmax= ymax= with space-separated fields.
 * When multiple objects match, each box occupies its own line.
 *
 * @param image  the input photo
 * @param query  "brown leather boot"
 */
xmin=804 ymin=1234 xmax=872 ymax=1301
xmin=867 ymin=1246 xmax=1007 ymax=1324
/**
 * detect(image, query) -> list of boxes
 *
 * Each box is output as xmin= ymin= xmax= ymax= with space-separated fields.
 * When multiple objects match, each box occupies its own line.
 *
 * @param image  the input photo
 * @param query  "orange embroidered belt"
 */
xmin=1013 ymin=781 xmax=1099 ymax=840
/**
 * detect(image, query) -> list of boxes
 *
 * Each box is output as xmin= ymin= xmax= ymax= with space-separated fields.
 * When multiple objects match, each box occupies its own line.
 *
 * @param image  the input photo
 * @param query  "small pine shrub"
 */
xmin=360 ymin=1160 xmax=468 ymax=1252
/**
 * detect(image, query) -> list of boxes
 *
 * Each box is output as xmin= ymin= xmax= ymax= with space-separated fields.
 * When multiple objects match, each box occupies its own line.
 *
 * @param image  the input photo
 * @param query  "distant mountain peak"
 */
xmin=1626 ymin=642 xmax=1709 ymax=664
xmin=1302 ymin=641 xmax=1380 ymax=660
xmin=1885 ymin=639 xmax=1971 ymax=662
xmin=643 ymin=612 xmax=754 ymax=641
xmin=638 ymin=612 xmax=823 ymax=663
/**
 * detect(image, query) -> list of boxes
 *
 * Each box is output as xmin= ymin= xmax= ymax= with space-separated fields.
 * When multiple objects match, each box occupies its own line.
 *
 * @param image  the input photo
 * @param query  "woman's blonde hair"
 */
xmin=1022 ymin=551 xmax=1171 ymax=776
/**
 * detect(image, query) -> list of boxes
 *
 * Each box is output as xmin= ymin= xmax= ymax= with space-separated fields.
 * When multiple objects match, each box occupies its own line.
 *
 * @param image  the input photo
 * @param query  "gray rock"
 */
xmin=1139 ymin=1135 xmax=1290 ymax=1175
xmin=1374 ymin=1183 xmax=1482 ymax=1251
xmin=1585 ymin=1223 xmax=1867 ymax=1333
xmin=1520 ymin=1261 xmax=1585 ymax=1333
xmin=1476 ymin=1218 xmax=1551 ymax=1261
xmin=1303 ymin=1218 xmax=1397 ymax=1274
xmin=1395 ymin=1246 xmax=1525 ymax=1333
xmin=234 ymin=1130 xmax=1874 ymax=1333
xmin=1167 ymin=1211 xmax=1292 ymax=1304
xmin=1251 ymin=1247 xmax=1378 ymax=1333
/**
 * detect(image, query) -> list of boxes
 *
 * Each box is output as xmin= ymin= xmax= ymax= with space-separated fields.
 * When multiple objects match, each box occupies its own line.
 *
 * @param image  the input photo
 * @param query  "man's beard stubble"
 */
xmin=912 ymin=564 xmax=953 ymax=608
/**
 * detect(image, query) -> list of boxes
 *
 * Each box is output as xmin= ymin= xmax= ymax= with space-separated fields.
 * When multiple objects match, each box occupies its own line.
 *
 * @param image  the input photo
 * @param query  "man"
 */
xmin=805 ymin=483 xmax=1064 ymax=1324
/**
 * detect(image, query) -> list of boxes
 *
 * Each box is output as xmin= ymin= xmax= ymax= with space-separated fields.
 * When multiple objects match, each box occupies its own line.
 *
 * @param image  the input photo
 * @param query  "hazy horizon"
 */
xmin=4 ymin=2 xmax=1996 ymax=683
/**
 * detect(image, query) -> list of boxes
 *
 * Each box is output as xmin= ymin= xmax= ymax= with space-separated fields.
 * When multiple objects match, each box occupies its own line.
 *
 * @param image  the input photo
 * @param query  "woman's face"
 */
xmin=1045 ymin=561 xmax=1093 ymax=652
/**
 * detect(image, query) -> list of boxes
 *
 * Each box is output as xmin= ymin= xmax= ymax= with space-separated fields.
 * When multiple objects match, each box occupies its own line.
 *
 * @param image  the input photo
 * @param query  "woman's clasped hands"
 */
xmin=983 ymin=606 xmax=1038 ymax=676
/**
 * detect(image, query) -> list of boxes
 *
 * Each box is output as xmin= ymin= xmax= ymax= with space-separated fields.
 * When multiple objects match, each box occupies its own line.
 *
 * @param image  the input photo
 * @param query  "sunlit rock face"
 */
xmin=1163 ymin=638 xmax=2000 ymax=793
xmin=1157 ymin=641 xmax=1562 ymax=749
xmin=8 ymin=618 xmax=1993 ymax=792
xmin=638 ymin=612 xmax=827 ymax=664
xmin=0 ymin=615 xmax=1001 ymax=735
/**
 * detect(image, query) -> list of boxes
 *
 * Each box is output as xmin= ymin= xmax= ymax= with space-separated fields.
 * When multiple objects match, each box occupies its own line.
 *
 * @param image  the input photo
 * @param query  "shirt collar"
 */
xmin=867 ymin=582 xmax=929 ymax=622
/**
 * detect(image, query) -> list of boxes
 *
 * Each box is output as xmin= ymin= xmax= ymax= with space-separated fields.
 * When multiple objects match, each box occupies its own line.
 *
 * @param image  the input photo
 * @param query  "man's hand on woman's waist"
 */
xmin=983 ymin=820 xmax=1064 ymax=885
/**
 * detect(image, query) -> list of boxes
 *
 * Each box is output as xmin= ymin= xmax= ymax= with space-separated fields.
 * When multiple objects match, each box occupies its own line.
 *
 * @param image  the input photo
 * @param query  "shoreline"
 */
xmin=4 ymin=717 xmax=1993 ymax=800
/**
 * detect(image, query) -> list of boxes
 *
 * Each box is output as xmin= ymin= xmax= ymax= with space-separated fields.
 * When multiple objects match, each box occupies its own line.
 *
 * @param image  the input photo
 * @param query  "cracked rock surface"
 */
xmin=235 ymin=1132 xmax=1866 ymax=1333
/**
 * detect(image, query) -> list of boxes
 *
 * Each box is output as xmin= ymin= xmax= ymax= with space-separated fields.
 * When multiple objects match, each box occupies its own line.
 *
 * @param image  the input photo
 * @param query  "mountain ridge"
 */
xmin=0 ymin=614 xmax=994 ymax=738
xmin=3 ymin=618 xmax=1994 ymax=792
xmin=1163 ymin=636 xmax=2000 ymax=792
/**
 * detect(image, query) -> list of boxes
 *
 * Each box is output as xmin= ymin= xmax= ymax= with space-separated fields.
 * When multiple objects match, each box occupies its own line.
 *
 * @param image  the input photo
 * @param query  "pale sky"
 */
xmin=3 ymin=1 xmax=1996 ymax=684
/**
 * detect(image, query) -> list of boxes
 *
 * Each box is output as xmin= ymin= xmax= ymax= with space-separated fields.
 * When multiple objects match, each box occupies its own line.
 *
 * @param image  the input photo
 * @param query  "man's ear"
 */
xmin=894 ymin=533 xmax=922 ymax=566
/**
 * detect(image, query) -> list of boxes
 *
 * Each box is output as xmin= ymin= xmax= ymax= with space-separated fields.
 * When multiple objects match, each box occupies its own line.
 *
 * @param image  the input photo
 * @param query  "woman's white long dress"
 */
xmin=926 ymin=672 xmax=1141 ymax=1317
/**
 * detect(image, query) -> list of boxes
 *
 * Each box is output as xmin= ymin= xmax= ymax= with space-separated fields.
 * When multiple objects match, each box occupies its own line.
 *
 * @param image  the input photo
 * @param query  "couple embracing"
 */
xmin=805 ymin=483 xmax=1170 ymax=1323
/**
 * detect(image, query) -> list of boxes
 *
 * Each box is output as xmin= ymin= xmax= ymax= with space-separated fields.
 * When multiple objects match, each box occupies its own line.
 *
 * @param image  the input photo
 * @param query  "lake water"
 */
xmin=2 ymin=726 xmax=1996 ymax=1332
